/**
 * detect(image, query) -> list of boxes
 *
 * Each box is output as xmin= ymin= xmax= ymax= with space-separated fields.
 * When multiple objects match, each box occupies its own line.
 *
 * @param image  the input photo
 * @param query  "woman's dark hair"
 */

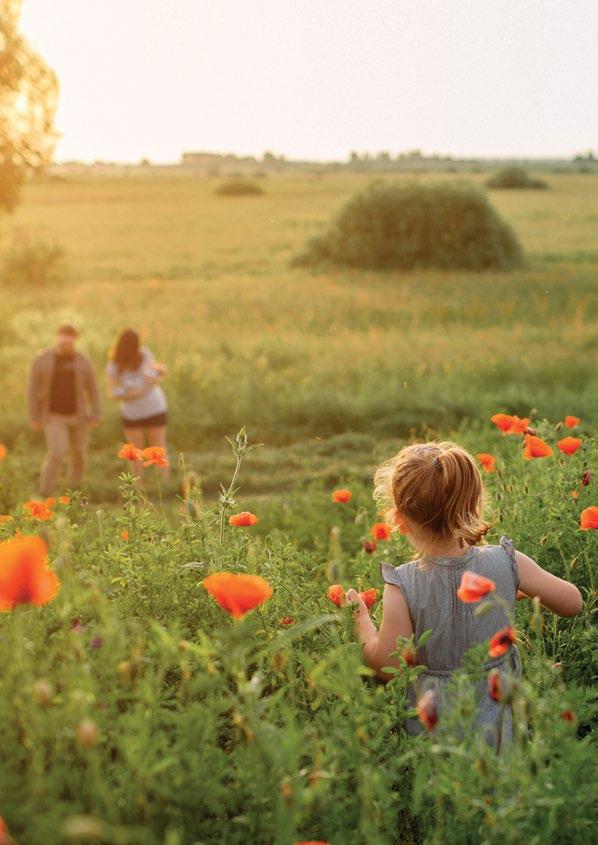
xmin=112 ymin=329 xmax=142 ymax=373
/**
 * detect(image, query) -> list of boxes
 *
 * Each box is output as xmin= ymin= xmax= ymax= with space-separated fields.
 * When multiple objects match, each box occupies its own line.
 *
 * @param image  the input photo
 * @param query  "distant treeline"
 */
xmin=46 ymin=149 xmax=597 ymax=179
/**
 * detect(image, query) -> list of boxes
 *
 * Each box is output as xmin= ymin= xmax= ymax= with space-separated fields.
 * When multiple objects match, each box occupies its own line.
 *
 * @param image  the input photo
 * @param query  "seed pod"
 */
xmin=76 ymin=718 xmax=99 ymax=748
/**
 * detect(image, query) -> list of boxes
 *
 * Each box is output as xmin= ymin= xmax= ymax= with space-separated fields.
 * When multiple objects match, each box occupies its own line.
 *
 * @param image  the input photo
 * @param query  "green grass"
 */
xmin=1 ymin=172 xmax=597 ymax=501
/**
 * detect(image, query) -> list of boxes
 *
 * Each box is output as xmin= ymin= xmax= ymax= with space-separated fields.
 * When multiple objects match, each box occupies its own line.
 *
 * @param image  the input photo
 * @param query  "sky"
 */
xmin=19 ymin=0 xmax=598 ymax=164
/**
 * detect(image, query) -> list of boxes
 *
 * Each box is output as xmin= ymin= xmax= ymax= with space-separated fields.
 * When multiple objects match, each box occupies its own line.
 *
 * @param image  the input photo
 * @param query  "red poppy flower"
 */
xmin=523 ymin=434 xmax=553 ymax=460
xmin=416 ymin=689 xmax=438 ymax=731
xmin=557 ymin=437 xmax=582 ymax=455
xmin=202 ymin=572 xmax=272 ymax=618
xmin=491 ymin=413 xmax=515 ymax=433
xmin=0 ymin=816 xmax=13 ymax=845
xmin=279 ymin=616 xmax=294 ymax=626
xmin=58 ymin=495 xmax=70 ymax=505
xmin=118 ymin=443 xmax=144 ymax=462
xmin=229 ymin=511 xmax=258 ymax=527
xmin=0 ymin=535 xmax=60 ymax=610
xmin=371 ymin=522 xmax=392 ymax=541
xmin=401 ymin=644 xmax=417 ymax=666
xmin=121 ymin=530 xmax=129 ymax=540
xmin=23 ymin=500 xmax=54 ymax=521
xmin=359 ymin=588 xmax=378 ymax=608
xmin=508 ymin=416 xmax=531 ymax=435
xmin=490 ymin=414 xmax=530 ymax=436
xmin=487 ymin=669 xmax=503 ymax=702
xmin=293 ymin=841 xmax=330 ymax=845
xmin=0 ymin=443 xmax=6 ymax=461
xmin=564 ymin=416 xmax=580 ymax=428
xmin=476 ymin=453 xmax=496 ymax=473
xmin=45 ymin=497 xmax=56 ymax=507
xmin=560 ymin=710 xmax=576 ymax=722
xmin=142 ymin=446 xmax=170 ymax=468
xmin=362 ymin=540 xmax=377 ymax=554
xmin=327 ymin=584 xmax=345 ymax=607
xmin=456 ymin=570 xmax=496 ymax=603
xmin=488 ymin=626 xmax=515 ymax=658
xmin=332 ymin=489 xmax=352 ymax=503
xmin=580 ymin=506 xmax=598 ymax=530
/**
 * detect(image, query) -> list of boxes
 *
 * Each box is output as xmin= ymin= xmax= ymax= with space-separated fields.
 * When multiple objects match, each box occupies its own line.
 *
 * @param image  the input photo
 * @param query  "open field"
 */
xmin=0 ymin=171 xmax=597 ymax=499
xmin=0 ymin=172 xmax=597 ymax=843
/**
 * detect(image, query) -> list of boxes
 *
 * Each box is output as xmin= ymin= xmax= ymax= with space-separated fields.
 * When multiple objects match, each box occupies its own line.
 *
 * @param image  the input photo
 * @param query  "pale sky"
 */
xmin=20 ymin=0 xmax=598 ymax=164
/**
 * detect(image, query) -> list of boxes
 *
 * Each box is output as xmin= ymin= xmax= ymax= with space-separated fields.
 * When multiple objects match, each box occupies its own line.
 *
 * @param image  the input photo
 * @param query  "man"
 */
xmin=27 ymin=323 xmax=101 ymax=496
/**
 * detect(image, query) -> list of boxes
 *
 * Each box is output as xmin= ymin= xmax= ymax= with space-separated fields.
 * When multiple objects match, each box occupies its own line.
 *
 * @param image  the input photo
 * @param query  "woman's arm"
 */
xmin=346 ymin=585 xmax=414 ymax=680
xmin=106 ymin=374 xmax=158 ymax=402
xmin=515 ymin=550 xmax=583 ymax=617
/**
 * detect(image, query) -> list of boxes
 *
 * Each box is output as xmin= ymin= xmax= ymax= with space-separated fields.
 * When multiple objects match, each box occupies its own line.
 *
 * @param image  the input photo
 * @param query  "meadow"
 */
xmin=0 ymin=171 xmax=596 ymax=497
xmin=0 ymin=171 xmax=596 ymax=843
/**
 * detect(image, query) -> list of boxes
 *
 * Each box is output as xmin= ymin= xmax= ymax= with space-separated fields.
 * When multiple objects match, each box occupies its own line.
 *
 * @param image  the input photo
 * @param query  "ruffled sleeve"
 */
xmin=380 ymin=560 xmax=403 ymax=588
xmin=499 ymin=535 xmax=520 ymax=591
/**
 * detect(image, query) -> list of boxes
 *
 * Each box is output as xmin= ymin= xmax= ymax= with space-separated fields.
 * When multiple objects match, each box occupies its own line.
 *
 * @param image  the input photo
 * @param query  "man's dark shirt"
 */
xmin=49 ymin=352 xmax=77 ymax=414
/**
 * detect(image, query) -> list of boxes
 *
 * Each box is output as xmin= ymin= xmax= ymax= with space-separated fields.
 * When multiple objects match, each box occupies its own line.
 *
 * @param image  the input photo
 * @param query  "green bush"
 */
xmin=291 ymin=181 xmax=523 ymax=271
xmin=486 ymin=166 xmax=548 ymax=190
xmin=214 ymin=180 xmax=264 ymax=197
xmin=0 ymin=235 xmax=66 ymax=286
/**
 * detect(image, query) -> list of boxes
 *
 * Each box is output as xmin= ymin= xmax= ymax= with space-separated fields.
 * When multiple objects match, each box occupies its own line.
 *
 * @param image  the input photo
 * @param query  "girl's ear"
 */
xmin=394 ymin=511 xmax=409 ymax=535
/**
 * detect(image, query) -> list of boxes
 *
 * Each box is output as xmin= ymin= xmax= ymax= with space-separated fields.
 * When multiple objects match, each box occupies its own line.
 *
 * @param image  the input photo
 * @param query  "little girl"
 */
xmin=346 ymin=441 xmax=583 ymax=747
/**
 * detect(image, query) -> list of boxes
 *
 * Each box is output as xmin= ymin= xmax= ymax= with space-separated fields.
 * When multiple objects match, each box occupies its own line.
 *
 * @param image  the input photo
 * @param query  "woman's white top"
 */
xmin=106 ymin=346 xmax=167 ymax=421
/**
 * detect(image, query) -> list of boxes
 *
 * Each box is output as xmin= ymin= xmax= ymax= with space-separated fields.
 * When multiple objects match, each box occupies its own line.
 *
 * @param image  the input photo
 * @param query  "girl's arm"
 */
xmin=515 ymin=550 xmax=583 ymax=617
xmin=346 ymin=585 xmax=414 ymax=680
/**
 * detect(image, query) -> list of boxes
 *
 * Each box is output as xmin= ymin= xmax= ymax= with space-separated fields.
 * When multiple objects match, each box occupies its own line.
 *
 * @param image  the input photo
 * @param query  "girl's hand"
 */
xmin=346 ymin=588 xmax=369 ymax=615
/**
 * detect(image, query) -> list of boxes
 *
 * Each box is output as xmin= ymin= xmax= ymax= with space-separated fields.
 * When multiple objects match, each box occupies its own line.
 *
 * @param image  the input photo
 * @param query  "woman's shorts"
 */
xmin=121 ymin=411 xmax=168 ymax=429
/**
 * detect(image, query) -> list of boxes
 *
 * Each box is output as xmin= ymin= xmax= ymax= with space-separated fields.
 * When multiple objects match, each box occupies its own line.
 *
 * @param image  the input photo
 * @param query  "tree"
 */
xmin=0 ymin=0 xmax=59 ymax=212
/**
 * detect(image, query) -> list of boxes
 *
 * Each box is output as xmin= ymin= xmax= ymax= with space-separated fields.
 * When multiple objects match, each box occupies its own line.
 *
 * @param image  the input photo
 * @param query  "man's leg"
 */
xmin=67 ymin=418 xmax=90 ymax=488
xmin=39 ymin=415 xmax=69 ymax=496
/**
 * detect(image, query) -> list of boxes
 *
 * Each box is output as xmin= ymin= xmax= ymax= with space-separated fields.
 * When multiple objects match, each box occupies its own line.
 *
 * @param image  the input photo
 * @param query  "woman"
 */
xmin=106 ymin=329 xmax=169 ymax=477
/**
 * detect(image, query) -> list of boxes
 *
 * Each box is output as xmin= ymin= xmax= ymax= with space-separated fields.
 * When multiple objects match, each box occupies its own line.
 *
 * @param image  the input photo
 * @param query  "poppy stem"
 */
xmin=256 ymin=607 xmax=270 ymax=640
xmin=156 ymin=467 xmax=163 ymax=514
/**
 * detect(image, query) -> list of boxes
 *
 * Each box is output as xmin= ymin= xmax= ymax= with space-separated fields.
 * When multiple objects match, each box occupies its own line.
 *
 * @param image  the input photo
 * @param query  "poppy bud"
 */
xmin=76 ymin=718 xmax=99 ymax=748
xmin=362 ymin=540 xmax=377 ymax=554
xmin=272 ymin=651 xmax=287 ymax=672
xmin=33 ymin=679 xmax=55 ymax=706
xmin=416 ymin=689 xmax=438 ymax=730
xmin=560 ymin=710 xmax=575 ymax=722
xmin=582 ymin=470 xmax=592 ymax=486
xmin=401 ymin=645 xmax=417 ymax=667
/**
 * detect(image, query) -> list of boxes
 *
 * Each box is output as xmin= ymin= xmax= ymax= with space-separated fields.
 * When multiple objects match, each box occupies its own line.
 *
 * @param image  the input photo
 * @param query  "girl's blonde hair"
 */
xmin=374 ymin=441 xmax=491 ymax=547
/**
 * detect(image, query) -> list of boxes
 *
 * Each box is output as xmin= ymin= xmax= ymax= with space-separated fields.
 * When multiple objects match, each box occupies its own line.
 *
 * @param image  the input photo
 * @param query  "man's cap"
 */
xmin=57 ymin=322 xmax=79 ymax=337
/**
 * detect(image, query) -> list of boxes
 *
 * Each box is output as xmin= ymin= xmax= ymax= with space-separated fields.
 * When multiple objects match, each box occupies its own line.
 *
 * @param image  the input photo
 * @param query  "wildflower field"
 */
xmin=0 ymin=414 xmax=596 ymax=844
xmin=0 ymin=172 xmax=597 ymax=843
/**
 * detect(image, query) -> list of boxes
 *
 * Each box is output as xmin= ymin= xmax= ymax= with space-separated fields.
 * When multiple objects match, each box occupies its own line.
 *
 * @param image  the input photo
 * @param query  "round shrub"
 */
xmin=0 ymin=236 xmax=66 ymax=286
xmin=214 ymin=180 xmax=264 ymax=197
xmin=292 ymin=181 xmax=523 ymax=271
xmin=486 ymin=166 xmax=548 ymax=189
